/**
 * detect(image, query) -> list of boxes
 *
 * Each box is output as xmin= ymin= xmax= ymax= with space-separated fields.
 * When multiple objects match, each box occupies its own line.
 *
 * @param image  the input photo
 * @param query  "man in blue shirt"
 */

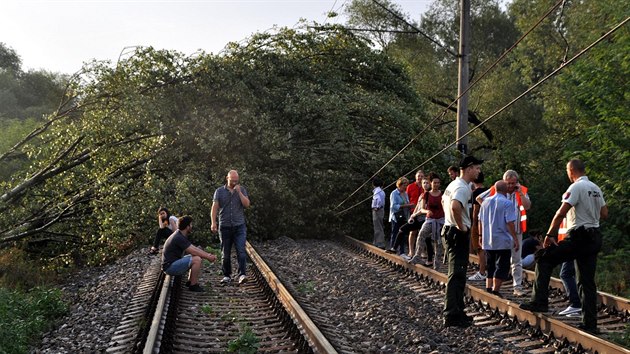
xmin=479 ymin=181 xmax=519 ymax=297
xmin=211 ymin=170 xmax=251 ymax=285
xmin=371 ymin=177 xmax=386 ymax=249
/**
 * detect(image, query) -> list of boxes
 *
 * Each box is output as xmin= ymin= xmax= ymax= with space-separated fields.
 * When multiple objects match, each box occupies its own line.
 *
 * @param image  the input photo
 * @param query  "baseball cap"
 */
xmin=459 ymin=156 xmax=484 ymax=169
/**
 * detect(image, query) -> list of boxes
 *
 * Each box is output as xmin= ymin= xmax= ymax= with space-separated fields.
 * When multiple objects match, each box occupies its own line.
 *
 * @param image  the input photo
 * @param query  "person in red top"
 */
xmin=410 ymin=172 xmax=445 ymax=267
xmin=405 ymin=170 xmax=425 ymax=257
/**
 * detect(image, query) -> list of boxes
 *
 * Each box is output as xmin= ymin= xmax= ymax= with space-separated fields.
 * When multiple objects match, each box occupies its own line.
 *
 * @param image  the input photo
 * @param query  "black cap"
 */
xmin=459 ymin=156 xmax=484 ymax=169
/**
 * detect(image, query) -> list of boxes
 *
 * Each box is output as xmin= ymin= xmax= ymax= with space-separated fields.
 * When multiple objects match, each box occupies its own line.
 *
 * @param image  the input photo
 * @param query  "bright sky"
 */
xmin=1 ymin=0 xmax=431 ymax=75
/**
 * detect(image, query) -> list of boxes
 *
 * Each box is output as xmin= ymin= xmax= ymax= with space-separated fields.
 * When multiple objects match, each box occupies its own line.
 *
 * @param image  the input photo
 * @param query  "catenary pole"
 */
xmin=456 ymin=0 xmax=471 ymax=155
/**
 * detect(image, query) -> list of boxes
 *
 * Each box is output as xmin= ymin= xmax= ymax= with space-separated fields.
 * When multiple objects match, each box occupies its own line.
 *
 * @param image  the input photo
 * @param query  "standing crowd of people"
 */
xmin=371 ymin=157 xmax=607 ymax=333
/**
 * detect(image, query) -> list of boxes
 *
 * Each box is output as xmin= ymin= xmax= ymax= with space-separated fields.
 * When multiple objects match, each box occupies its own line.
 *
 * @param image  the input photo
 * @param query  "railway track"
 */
xmin=342 ymin=236 xmax=629 ymax=354
xmin=107 ymin=237 xmax=628 ymax=353
xmin=109 ymin=243 xmax=337 ymax=353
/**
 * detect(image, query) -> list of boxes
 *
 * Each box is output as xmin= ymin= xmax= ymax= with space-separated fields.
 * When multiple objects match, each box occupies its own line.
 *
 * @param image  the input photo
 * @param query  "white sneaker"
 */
xmin=513 ymin=288 xmax=526 ymax=297
xmin=221 ymin=276 xmax=231 ymax=284
xmin=238 ymin=274 xmax=247 ymax=284
xmin=558 ymin=306 xmax=581 ymax=316
xmin=468 ymin=271 xmax=486 ymax=281
xmin=400 ymin=254 xmax=411 ymax=261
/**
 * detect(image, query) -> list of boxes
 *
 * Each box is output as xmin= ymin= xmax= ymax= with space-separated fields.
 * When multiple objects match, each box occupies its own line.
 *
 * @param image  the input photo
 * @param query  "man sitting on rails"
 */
xmin=162 ymin=215 xmax=217 ymax=292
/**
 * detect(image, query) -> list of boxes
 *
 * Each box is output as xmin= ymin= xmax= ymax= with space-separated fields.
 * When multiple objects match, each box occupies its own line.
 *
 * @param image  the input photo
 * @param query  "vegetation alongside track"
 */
xmin=0 ymin=287 xmax=67 ymax=353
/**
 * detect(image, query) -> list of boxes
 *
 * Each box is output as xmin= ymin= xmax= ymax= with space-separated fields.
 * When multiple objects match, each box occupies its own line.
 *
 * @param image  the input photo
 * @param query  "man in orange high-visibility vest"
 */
xmin=476 ymin=170 xmax=531 ymax=297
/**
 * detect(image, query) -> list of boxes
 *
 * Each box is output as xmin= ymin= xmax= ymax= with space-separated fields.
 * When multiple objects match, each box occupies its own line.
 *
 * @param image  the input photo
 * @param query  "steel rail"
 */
xmin=246 ymin=241 xmax=338 ymax=354
xmin=142 ymin=274 xmax=171 ymax=354
xmin=468 ymin=253 xmax=630 ymax=312
xmin=343 ymin=236 xmax=630 ymax=354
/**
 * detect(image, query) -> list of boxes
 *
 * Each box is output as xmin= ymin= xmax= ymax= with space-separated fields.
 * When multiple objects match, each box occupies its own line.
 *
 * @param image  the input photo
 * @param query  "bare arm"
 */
xmin=544 ymin=202 xmax=573 ymax=247
xmin=600 ymin=205 xmax=608 ymax=220
xmin=234 ymin=185 xmax=250 ymax=208
xmin=519 ymin=191 xmax=532 ymax=210
xmin=451 ymin=200 xmax=467 ymax=232
xmin=185 ymin=245 xmax=217 ymax=262
xmin=211 ymin=201 xmax=219 ymax=233
xmin=410 ymin=199 xmax=424 ymax=218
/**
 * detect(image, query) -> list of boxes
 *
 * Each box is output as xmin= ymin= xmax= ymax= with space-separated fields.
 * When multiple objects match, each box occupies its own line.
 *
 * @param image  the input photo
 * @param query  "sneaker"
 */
xmin=221 ymin=276 xmax=231 ymax=284
xmin=513 ymin=288 xmax=526 ymax=297
xmin=519 ymin=302 xmax=549 ymax=312
xmin=400 ymin=254 xmax=411 ymax=261
xmin=491 ymin=290 xmax=503 ymax=298
xmin=188 ymin=284 xmax=205 ymax=292
xmin=558 ymin=306 xmax=582 ymax=316
xmin=385 ymin=248 xmax=397 ymax=254
xmin=468 ymin=271 xmax=486 ymax=281
xmin=238 ymin=274 xmax=247 ymax=284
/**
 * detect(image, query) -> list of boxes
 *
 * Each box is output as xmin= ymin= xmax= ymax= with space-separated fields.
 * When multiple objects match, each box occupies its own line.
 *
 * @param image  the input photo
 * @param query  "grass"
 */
xmin=227 ymin=324 xmax=260 ymax=354
xmin=296 ymin=280 xmax=315 ymax=294
xmin=608 ymin=323 xmax=630 ymax=349
xmin=0 ymin=287 xmax=67 ymax=354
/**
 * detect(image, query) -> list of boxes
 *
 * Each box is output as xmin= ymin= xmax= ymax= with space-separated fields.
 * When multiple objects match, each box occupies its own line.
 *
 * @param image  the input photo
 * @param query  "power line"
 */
xmin=335 ymin=15 xmax=630 ymax=216
xmin=333 ymin=0 xmax=566 ymax=211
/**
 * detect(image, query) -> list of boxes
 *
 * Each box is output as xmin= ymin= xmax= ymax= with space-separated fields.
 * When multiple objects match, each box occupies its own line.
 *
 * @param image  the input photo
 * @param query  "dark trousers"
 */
xmin=443 ymin=225 xmax=470 ymax=320
xmin=152 ymin=228 xmax=172 ymax=249
xmin=393 ymin=219 xmax=424 ymax=253
xmin=531 ymin=227 xmax=602 ymax=329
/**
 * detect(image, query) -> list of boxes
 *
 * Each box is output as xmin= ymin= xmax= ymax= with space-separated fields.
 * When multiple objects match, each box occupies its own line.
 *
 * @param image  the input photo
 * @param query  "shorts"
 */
xmin=486 ymin=249 xmax=511 ymax=280
xmin=164 ymin=255 xmax=192 ymax=276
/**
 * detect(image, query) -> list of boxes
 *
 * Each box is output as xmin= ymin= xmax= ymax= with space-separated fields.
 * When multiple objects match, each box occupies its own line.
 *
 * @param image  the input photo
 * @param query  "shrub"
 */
xmin=0 ymin=287 xmax=67 ymax=353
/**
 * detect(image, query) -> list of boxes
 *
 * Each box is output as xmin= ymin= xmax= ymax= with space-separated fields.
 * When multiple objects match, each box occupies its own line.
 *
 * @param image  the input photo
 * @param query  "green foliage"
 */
xmin=608 ymin=323 xmax=630 ymax=349
xmin=0 ymin=27 xmax=428 ymax=268
xmin=227 ymin=325 xmax=260 ymax=354
xmin=296 ymin=280 xmax=315 ymax=294
xmin=0 ymin=287 xmax=67 ymax=354
xmin=201 ymin=304 xmax=214 ymax=315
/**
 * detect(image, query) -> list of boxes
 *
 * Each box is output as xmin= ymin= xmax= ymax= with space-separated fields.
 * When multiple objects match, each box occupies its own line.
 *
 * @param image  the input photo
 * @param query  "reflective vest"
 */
xmin=488 ymin=185 xmax=528 ymax=233
xmin=558 ymin=218 xmax=568 ymax=241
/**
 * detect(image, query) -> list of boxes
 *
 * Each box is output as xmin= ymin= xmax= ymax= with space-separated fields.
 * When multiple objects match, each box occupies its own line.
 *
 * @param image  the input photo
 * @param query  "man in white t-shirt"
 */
xmin=441 ymin=156 xmax=483 ymax=328
xmin=520 ymin=159 xmax=607 ymax=334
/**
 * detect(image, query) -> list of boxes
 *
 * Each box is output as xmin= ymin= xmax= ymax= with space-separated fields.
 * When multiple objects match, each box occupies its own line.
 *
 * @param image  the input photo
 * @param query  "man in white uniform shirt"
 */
xmin=441 ymin=156 xmax=483 ymax=328
xmin=520 ymin=159 xmax=607 ymax=334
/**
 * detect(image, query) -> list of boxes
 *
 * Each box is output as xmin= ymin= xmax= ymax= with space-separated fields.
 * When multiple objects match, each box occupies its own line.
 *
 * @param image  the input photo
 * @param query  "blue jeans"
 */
xmin=220 ymin=223 xmax=247 ymax=277
xmin=164 ymin=255 xmax=192 ymax=276
xmin=560 ymin=260 xmax=581 ymax=308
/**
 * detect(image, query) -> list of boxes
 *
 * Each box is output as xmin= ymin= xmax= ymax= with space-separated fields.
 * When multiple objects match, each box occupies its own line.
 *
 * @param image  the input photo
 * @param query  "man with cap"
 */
xmin=441 ymin=155 xmax=483 ymax=327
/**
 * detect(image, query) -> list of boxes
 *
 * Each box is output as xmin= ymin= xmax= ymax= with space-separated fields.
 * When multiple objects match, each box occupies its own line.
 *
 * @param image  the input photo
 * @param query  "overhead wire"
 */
xmin=333 ymin=0 xmax=567 ymax=211
xmin=335 ymin=14 xmax=630 ymax=216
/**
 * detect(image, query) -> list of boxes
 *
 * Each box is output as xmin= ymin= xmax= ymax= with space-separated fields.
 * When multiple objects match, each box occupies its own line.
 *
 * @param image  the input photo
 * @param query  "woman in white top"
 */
xmin=150 ymin=207 xmax=178 ymax=254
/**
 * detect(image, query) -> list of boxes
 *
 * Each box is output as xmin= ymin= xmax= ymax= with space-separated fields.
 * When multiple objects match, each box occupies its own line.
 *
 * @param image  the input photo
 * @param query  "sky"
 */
xmin=1 ymin=0 xmax=432 ymax=75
